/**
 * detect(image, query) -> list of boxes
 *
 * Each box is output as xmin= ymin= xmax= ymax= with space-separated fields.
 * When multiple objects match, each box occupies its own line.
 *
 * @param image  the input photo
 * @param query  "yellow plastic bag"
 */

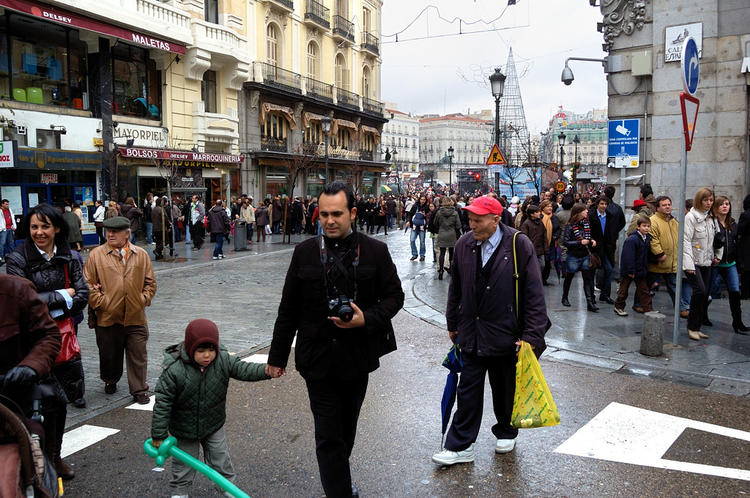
xmin=511 ymin=341 xmax=560 ymax=429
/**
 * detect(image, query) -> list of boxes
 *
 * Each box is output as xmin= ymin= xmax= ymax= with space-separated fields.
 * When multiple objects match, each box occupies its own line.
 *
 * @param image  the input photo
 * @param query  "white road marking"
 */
xmin=61 ymin=425 xmax=120 ymax=458
xmin=555 ymin=402 xmax=750 ymax=481
xmin=242 ymin=353 xmax=268 ymax=364
xmin=126 ymin=395 xmax=156 ymax=411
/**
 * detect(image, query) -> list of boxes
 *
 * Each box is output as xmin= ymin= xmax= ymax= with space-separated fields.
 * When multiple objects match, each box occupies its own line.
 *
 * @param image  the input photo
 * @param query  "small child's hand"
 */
xmin=628 ymin=273 xmax=635 ymax=279
xmin=152 ymin=439 xmax=163 ymax=449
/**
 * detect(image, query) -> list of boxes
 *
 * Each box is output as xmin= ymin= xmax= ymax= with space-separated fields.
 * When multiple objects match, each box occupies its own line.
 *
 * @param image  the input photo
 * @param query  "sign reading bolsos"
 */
xmin=119 ymin=147 xmax=243 ymax=164
xmin=607 ymin=119 xmax=640 ymax=169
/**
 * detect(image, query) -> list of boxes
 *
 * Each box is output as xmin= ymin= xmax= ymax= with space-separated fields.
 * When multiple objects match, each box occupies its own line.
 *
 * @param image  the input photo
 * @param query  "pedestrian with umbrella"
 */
xmin=432 ymin=196 xmax=550 ymax=466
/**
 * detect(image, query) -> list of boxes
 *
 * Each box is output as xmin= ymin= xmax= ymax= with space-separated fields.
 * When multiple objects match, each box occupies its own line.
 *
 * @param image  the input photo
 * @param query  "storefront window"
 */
xmin=304 ymin=122 xmax=321 ymax=144
xmin=112 ymin=44 xmax=161 ymax=120
xmin=334 ymin=128 xmax=351 ymax=149
xmin=3 ymin=14 xmax=88 ymax=109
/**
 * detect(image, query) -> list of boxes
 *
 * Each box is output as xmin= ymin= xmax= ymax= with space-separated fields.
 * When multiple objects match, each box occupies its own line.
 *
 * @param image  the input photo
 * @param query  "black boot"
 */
xmin=561 ymin=273 xmax=574 ymax=307
xmin=702 ymin=299 xmax=713 ymax=327
xmin=438 ymin=270 xmax=443 ymax=280
xmin=582 ymin=270 xmax=599 ymax=312
xmin=729 ymin=291 xmax=750 ymax=334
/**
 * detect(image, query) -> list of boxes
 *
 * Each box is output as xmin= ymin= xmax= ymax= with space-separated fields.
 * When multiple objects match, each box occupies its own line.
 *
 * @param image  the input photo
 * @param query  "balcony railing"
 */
xmin=336 ymin=86 xmax=358 ymax=109
xmin=332 ymin=15 xmax=355 ymax=42
xmin=261 ymin=137 xmax=288 ymax=152
xmin=262 ymin=0 xmax=294 ymax=12
xmin=304 ymin=0 xmax=330 ymax=29
xmin=306 ymin=77 xmax=333 ymax=102
xmin=361 ymin=32 xmax=379 ymax=55
xmin=256 ymin=62 xmax=301 ymax=93
xmin=362 ymin=96 xmax=383 ymax=114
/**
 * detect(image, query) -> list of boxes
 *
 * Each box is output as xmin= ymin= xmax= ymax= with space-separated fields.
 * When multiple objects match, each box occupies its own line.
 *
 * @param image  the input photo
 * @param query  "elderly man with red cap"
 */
xmin=432 ymin=195 xmax=550 ymax=466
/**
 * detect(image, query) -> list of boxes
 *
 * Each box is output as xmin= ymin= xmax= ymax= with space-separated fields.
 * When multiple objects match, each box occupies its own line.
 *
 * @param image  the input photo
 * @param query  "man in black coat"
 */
xmin=433 ymin=196 xmax=549 ymax=467
xmin=589 ymin=195 xmax=620 ymax=304
xmin=267 ymin=181 xmax=404 ymax=497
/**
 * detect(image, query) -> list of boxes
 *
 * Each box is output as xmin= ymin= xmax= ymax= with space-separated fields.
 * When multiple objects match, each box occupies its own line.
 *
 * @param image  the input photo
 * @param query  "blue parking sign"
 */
xmin=607 ymin=119 xmax=639 ymax=169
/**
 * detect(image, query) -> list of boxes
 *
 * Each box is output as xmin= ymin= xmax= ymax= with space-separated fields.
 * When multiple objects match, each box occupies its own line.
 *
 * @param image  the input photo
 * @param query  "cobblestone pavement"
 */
xmin=65 ymin=226 xmax=750 ymax=428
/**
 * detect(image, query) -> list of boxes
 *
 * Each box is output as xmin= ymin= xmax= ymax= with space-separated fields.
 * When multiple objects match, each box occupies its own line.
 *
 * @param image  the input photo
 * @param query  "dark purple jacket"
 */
xmin=446 ymin=223 xmax=549 ymax=356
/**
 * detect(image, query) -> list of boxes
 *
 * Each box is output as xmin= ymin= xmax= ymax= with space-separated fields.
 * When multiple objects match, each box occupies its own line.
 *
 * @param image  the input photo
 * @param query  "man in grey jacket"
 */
xmin=432 ymin=196 xmax=549 ymax=466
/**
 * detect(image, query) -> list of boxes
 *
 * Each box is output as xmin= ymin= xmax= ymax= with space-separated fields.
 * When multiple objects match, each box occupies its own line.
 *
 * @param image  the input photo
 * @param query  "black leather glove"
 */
xmin=3 ymin=365 xmax=38 ymax=390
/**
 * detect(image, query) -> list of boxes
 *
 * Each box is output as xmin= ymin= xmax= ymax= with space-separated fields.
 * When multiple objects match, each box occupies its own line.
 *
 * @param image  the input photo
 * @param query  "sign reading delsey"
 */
xmin=0 ymin=0 xmax=186 ymax=55
xmin=119 ymin=147 xmax=243 ymax=164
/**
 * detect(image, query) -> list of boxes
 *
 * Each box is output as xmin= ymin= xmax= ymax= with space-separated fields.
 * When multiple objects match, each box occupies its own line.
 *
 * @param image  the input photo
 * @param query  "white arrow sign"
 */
xmin=555 ymin=402 xmax=750 ymax=481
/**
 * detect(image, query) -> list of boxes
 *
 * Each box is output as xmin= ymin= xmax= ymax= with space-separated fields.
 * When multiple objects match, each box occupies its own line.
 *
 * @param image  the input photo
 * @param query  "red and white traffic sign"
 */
xmin=555 ymin=181 xmax=566 ymax=193
xmin=680 ymin=92 xmax=700 ymax=151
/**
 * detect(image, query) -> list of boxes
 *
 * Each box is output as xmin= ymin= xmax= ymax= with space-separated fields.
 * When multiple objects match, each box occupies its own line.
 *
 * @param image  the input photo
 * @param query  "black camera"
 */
xmin=328 ymin=294 xmax=354 ymax=322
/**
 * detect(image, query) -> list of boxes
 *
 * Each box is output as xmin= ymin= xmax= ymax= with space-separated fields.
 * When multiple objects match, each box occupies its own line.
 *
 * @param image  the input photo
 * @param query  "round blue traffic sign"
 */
xmin=681 ymin=36 xmax=699 ymax=95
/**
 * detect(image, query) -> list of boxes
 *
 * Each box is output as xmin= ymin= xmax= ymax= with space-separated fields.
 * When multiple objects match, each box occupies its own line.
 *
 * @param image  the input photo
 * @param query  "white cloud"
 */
xmin=381 ymin=0 xmax=608 ymax=134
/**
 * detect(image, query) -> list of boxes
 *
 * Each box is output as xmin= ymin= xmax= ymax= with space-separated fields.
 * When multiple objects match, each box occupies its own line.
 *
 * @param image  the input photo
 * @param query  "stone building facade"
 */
xmin=599 ymin=0 xmax=749 ymax=204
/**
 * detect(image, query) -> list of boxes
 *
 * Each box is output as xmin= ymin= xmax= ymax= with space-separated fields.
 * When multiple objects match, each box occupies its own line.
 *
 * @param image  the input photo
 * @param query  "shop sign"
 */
xmin=15 ymin=149 xmax=101 ymax=170
xmin=665 ymin=23 xmax=702 ymax=63
xmin=113 ymin=124 xmax=168 ymax=148
xmin=173 ymin=167 xmax=204 ymax=189
xmin=0 ymin=140 xmax=17 ymax=168
xmin=119 ymin=147 xmax=242 ymax=163
xmin=40 ymin=173 xmax=58 ymax=184
xmin=0 ymin=0 xmax=186 ymax=54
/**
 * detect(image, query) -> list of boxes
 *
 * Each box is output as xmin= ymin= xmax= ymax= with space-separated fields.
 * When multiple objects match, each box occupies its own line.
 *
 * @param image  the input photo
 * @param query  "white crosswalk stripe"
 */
xmin=61 ymin=425 xmax=120 ymax=458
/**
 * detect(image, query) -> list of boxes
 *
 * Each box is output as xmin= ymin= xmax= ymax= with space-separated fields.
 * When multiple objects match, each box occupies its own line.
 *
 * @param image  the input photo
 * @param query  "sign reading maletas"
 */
xmin=119 ymin=147 xmax=243 ymax=164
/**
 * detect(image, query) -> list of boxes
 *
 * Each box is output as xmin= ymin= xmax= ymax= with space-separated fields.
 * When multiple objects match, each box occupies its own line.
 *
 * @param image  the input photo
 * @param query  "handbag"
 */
xmin=587 ymin=248 xmax=602 ymax=269
xmin=713 ymin=219 xmax=725 ymax=250
xmin=54 ymin=265 xmax=81 ymax=365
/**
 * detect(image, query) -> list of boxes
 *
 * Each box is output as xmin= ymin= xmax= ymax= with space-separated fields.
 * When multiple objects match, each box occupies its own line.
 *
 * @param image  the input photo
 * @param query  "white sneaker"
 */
xmin=495 ymin=438 xmax=516 ymax=454
xmin=212 ymin=256 xmax=219 ymax=260
xmin=219 ymin=254 xmax=225 ymax=259
xmin=432 ymin=444 xmax=475 ymax=466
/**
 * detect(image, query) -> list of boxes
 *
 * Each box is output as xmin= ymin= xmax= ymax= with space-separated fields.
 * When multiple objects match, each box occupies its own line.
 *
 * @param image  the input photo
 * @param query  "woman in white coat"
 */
xmin=683 ymin=187 xmax=723 ymax=340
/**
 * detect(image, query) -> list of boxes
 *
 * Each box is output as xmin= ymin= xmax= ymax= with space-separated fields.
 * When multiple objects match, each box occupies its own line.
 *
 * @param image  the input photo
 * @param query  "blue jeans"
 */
xmin=213 ymin=234 xmax=224 ymax=257
xmin=387 ymin=214 xmax=393 ymax=229
xmin=596 ymin=257 xmax=614 ymax=299
xmin=642 ymin=272 xmax=676 ymax=307
xmin=566 ymin=254 xmax=590 ymax=273
xmin=0 ymin=229 xmax=14 ymax=257
xmin=711 ymin=264 xmax=740 ymax=296
xmin=680 ymin=276 xmax=691 ymax=312
xmin=145 ymin=221 xmax=153 ymax=244
xmin=410 ymin=228 xmax=426 ymax=258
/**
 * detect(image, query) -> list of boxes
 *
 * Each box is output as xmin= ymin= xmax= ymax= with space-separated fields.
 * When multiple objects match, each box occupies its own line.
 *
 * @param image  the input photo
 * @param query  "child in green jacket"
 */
xmin=151 ymin=318 xmax=270 ymax=497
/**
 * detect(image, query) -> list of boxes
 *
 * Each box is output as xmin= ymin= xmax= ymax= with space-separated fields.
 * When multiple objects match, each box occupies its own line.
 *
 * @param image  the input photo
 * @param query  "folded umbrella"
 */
xmin=440 ymin=343 xmax=463 ymax=447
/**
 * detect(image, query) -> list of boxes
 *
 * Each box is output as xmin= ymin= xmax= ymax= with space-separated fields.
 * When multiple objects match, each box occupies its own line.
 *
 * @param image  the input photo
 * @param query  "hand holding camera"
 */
xmin=329 ymin=300 xmax=365 ymax=329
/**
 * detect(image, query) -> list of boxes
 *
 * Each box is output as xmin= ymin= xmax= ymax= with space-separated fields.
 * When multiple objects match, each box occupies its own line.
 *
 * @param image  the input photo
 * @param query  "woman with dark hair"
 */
xmin=738 ymin=194 xmax=750 ymax=299
xmin=5 ymin=202 xmax=89 ymax=480
xmin=561 ymin=203 xmax=598 ymax=312
xmin=710 ymin=196 xmax=748 ymax=334
xmin=683 ymin=188 xmax=722 ymax=341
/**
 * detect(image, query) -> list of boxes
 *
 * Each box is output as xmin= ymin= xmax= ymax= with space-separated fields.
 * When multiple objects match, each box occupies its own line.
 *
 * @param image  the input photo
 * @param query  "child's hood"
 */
xmin=184 ymin=318 xmax=220 ymax=358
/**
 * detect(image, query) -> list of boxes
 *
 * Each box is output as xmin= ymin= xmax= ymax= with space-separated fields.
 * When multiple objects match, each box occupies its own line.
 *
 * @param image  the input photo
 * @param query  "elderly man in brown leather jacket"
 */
xmin=83 ymin=216 xmax=156 ymax=404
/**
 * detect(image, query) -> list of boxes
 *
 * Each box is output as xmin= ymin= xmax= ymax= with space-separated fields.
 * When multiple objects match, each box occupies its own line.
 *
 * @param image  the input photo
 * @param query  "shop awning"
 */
xmin=360 ymin=125 xmax=381 ymax=145
xmin=331 ymin=118 xmax=358 ymax=138
xmin=302 ymin=112 xmax=327 ymax=129
xmin=0 ymin=0 xmax=186 ymax=54
xmin=260 ymin=103 xmax=296 ymax=130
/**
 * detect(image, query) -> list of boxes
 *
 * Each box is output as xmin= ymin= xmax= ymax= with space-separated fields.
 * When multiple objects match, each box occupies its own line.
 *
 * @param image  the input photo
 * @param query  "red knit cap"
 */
xmin=184 ymin=319 xmax=219 ymax=358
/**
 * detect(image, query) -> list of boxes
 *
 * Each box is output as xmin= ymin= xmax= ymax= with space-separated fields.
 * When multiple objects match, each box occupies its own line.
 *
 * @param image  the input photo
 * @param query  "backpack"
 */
xmin=412 ymin=210 xmax=425 ymax=226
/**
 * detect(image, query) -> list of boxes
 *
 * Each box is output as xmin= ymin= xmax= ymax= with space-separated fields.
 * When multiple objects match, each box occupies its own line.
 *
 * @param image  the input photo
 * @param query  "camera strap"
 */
xmin=319 ymin=235 xmax=360 ymax=301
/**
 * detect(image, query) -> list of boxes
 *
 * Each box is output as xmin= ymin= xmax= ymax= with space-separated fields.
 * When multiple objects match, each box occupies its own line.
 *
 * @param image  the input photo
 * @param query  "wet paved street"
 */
xmin=42 ymin=229 xmax=750 ymax=495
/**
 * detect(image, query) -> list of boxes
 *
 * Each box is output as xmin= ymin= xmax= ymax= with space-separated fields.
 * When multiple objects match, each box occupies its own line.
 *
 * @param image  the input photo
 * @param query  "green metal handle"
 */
xmin=144 ymin=437 xmax=250 ymax=498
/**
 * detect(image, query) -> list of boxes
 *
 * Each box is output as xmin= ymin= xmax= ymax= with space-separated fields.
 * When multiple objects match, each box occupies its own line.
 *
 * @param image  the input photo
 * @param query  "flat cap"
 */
xmin=103 ymin=216 xmax=130 ymax=230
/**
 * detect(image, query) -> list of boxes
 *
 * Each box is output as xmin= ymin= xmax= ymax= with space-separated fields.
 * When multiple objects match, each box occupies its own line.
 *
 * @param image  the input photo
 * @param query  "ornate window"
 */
xmin=266 ymin=24 xmax=279 ymax=66
xmin=306 ymin=41 xmax=319 ymax=79
xmin=335 ymin=53 xmax=347 ymax=90
xmin=361 ymin=65 xmax=371 ymax=98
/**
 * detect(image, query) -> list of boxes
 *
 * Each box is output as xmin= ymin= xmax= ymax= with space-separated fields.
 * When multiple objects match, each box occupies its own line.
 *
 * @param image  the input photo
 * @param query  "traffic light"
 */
xmin=474 ymin=173 xmax=481 ymax=181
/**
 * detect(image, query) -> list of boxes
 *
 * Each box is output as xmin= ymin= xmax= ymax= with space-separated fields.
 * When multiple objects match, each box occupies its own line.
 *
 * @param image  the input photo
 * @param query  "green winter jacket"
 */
xmin=151 ymin=343 xmax=268 ymax=440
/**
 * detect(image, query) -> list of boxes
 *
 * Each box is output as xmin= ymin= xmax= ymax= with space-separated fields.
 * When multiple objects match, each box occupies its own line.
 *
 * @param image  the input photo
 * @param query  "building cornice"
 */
xmin=601 ymin=0 xmax=647 ymax=52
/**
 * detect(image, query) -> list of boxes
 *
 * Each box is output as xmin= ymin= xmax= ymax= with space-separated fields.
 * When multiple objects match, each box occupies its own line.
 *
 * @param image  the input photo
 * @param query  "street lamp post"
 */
xmin=392 ymin=149 xmax=400 ymax=194
xmin=489 ymin=68 xmax=506 ymax=192
xmin=558 ymin=131 xmax=566 ymax=182
xmin=321 ymin=116 xmax=331 ymax=184
xmin=447 ymin=145 xmax=454 ymax=194
xmin=572 ymin=135 xmax=580 ymax=193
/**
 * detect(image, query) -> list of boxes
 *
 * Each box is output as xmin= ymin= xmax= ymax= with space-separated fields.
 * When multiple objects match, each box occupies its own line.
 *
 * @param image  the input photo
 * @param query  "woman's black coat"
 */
xmin=5 ymin=240 xmax=89 ymax=318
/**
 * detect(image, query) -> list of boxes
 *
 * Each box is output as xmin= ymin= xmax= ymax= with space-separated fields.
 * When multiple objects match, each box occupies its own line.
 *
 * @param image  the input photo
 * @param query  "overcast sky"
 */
xmin=380 ymin=0 xmax=608 ymax=135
